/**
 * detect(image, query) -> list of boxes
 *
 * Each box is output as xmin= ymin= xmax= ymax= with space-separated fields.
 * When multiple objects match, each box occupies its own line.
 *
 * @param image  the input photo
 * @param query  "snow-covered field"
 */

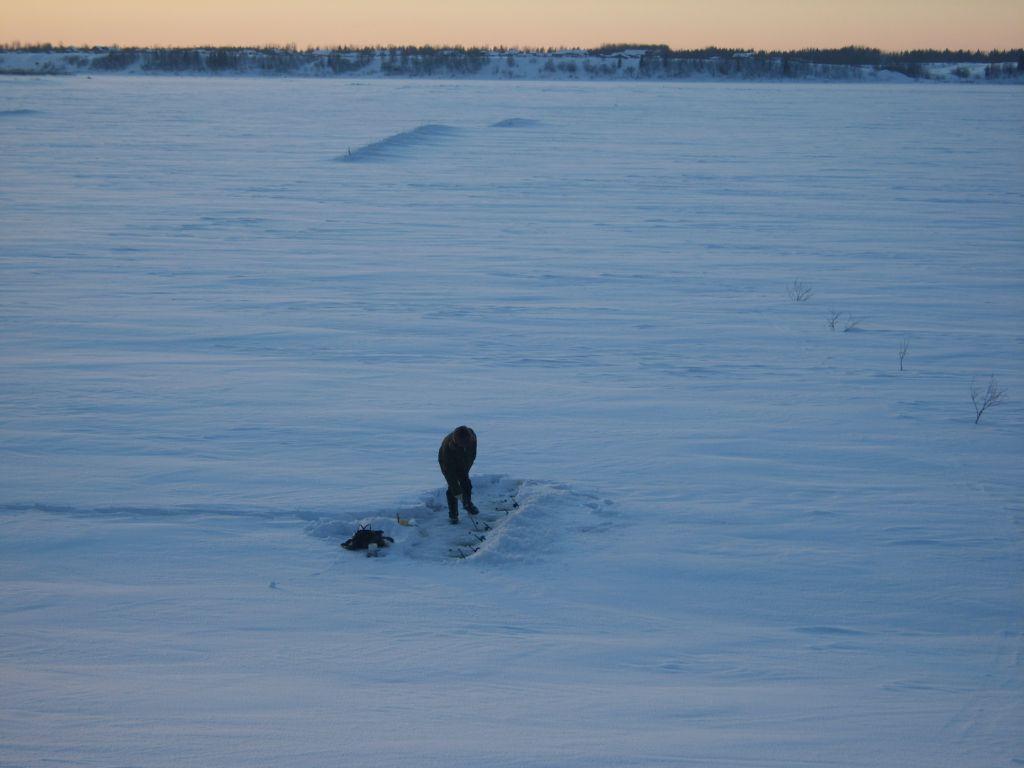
xmin=1 ymin=76 xmax=1022 ymax=766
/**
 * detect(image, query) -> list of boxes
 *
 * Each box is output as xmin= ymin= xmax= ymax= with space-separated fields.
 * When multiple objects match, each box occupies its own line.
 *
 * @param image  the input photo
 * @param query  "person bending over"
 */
xmin=438 ymin=426 xmax=478 ymax=523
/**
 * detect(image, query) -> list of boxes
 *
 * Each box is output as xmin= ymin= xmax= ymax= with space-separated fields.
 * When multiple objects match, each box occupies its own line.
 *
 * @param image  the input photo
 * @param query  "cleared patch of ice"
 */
xmin=305 ymin=474 xmax=614 ymax=564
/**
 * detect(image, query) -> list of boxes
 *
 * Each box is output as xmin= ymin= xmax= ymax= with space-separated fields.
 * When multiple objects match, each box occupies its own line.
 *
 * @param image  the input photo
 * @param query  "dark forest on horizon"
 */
xmin=4 ymin=42 xmax=1023 ymax=65
xmin=4 ymin=42 xmax=1022 ymax=80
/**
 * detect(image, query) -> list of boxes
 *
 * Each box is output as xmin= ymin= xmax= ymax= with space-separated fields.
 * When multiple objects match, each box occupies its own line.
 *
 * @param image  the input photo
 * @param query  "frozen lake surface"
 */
xmin=1 ymin=77 xmax=1022 ymax=766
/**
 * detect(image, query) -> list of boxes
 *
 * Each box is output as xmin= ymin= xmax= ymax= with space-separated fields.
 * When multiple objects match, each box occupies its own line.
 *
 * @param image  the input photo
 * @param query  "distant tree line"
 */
xmin=2 ymin=44 xmax=488 ymax=76
xmin=378 ymin=46 xmax=488 ymax=75
xmin=632 ymin=52 xmax=874 ymax=80
xmin=766 ymin=45 xmax=1023 ymax=65
xmin=594 ymin=43 xmax=1022 ymax=79
xmin=2 ymin=42 xmax=1022 ymax=80
xmin=984 ymin=62 xmax=1022 ymax=79
xmin=591 ymin=43 xmax=1024 ymax=65
xmin=86 ymin=45 xmax=381 ymax=74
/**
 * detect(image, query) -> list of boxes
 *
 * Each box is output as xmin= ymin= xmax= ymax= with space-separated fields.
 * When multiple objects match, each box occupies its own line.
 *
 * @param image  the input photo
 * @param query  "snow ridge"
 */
xmin=490 ymin=117 xmax=543 ymax=128
xmin=335 ymin=123 xmax=459 ymax=162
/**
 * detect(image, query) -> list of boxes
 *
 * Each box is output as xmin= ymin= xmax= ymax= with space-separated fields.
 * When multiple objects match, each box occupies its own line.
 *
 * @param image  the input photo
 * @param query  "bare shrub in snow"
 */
xmin=827 ymin=310 xmax=842 ymax=331
xmin=971 ymin=376 xmax=1006 ymax=424
xmin=898 ymin=338 xmax=909 ymax=371
xmin=787 ymin=280 xmax=813 ymax=302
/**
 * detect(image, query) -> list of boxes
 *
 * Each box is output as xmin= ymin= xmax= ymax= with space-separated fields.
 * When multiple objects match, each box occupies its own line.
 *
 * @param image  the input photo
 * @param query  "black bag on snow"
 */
xmin=341 ymin=524 xmax=394 ymax=551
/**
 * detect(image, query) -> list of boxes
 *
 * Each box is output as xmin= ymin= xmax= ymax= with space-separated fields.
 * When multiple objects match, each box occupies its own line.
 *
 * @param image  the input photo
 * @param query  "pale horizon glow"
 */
xmin=2 ymin=0 xmax=1022 ymax=51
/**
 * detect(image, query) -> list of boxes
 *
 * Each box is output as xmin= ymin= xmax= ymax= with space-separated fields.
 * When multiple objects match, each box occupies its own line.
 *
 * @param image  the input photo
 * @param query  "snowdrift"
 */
xmin=336 ymin=123 xmax=459 ymax=162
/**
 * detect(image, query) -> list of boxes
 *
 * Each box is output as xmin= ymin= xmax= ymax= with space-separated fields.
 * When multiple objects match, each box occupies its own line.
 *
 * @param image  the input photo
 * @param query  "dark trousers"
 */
xmin=441 ymin=469 xmax=471 ymax=516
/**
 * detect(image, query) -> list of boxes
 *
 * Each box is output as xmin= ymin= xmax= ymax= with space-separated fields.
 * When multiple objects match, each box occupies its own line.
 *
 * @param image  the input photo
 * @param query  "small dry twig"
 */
xmin=898 ymin=338 xmax=909 ymax=371
xmin=787 ymin=279 xmax=813 ymax=302
xmin=971 ymin=375 xmax=1006 ymax=424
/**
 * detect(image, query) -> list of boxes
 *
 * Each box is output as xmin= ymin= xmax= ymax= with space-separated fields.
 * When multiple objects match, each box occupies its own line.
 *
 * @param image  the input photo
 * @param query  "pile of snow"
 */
xmin=336 ymin=123 xmax=460 ymax=163
xmin=490 ymin=117 xmax=542 ymax=128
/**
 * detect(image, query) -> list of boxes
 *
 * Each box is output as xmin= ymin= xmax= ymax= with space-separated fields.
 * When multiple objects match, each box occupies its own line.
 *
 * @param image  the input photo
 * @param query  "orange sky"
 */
xmin=3 ymin=0 xmax=1022 ymax=50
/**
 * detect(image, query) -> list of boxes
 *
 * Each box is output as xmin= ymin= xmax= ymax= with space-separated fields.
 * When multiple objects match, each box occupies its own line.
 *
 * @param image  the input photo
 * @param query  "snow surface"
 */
xmin=1 ymin=76 xmax=1023 ymax=766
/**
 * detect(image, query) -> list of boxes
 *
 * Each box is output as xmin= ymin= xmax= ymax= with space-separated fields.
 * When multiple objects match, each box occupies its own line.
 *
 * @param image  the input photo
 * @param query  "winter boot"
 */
xmin=463 ymin=490 xmax=479 ymax=516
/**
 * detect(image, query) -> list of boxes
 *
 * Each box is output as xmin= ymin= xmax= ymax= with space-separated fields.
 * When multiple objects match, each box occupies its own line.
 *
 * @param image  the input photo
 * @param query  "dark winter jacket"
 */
xmin=438 ymin=428 xmax=476 ymax=495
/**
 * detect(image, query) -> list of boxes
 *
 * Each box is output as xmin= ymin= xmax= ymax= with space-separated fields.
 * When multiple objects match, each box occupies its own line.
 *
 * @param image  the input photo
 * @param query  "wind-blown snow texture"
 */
xmin=1 ymin=77 xmax=1022 ymax=767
